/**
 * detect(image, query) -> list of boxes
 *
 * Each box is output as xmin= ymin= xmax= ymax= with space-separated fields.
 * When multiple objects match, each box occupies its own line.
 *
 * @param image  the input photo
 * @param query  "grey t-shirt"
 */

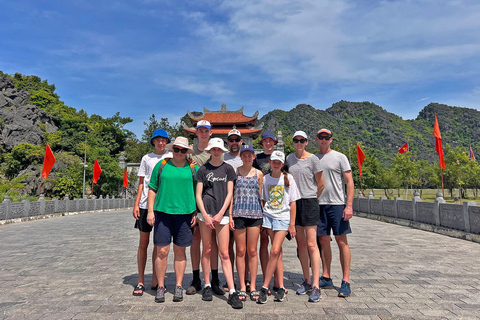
xmin=191 ymin=145 xmax=211 ymax=167
xmin=285 ymin=154 xmax=322 ymax=199
xmin=224 ymin=153 xmax=243 ymax=169
xmin=315 ymin=150 xmax=351 ymax=205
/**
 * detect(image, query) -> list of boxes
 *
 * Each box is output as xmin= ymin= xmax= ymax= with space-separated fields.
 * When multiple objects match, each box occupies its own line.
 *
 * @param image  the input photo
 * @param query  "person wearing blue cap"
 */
xmin=132 ymin=128 xmax=172 ymax=296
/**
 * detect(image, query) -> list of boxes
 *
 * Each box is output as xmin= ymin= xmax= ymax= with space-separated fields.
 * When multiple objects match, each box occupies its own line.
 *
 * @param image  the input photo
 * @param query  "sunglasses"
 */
xmin=317 ymin=135 xmax=331 ymax=140
xmin=228 ymin=138 xmax=241 ymax=142
xmin=173 ymin=147 xmax=188 ymax=154
xmin=293 ymin=138 xmax=307 ymax=143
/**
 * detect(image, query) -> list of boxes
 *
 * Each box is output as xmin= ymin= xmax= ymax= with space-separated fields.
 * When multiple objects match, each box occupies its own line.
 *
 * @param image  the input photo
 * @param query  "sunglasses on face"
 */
xmin=317 ymin=135 xmax=331 ymax=140
xmin=173 ymin=147 xmax=188 ymax=154
xmin=228 ymin=138 xmax=241 ymax=143
xmin=293 ymin=138 xmax=307 ymax=143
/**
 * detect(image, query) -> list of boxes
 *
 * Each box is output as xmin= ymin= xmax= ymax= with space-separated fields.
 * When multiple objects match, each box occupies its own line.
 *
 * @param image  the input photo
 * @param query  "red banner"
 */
xmin=432 ymin=113 xmax=445 ymax=169
xmin=123 ymin=167 xmax=128 ymax=187
xmin=398 ymin=142 xmax=409 ymax=154
xmin=356 ymin=143 xmax=365 ymax=176
xmin=41 ymin=144 xmax=56 ymax=179
xmin=93 ymin=158 xmax=102 ymax=183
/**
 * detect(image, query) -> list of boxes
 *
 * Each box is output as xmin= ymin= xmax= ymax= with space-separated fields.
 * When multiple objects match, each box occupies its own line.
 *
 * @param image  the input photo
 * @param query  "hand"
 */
xmin=343 ymin=206 xmax=353 ymax=221
xmin=190 ymin=214 xmax=197 ymax=227
xmin=188 ymin=157 xmax=197 ymax=165
xmin=288 ymin=224 xmax=296 ymax=239
xmin=203 ymin=214 xmax=215 ymax=229
xmin=212 ymin=213 xmax=223 ymax=225
xmin=133 ymin=206 xmax=140 ymax=219
xmin=229 ymin=217 xmax=235 ymax=231
xmin=147 ymin=212 xmax=155 ymax=226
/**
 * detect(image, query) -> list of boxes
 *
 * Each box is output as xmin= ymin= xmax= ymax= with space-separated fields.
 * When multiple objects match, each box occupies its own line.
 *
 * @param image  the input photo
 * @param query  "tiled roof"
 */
xmin=183 ymin=127 xmax=263 ymax=137
xmin=190 ymin=113 xmax=256 ymax=124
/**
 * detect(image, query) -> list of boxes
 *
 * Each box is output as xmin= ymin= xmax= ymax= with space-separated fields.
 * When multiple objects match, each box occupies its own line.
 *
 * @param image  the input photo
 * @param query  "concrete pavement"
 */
xmin=0 ymin=209 xmax=479 ymax=319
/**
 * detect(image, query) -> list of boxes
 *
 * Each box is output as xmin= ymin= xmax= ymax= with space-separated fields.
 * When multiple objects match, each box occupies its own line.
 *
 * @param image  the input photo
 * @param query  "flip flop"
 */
xmin=133 ymin=284 xmax=145 ymax=296
xmin=250 ymin=290 xmax=260 ymax=301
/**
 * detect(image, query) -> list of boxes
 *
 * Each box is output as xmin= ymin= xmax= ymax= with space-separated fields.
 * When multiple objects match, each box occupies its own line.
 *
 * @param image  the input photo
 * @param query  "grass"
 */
xmin=356 ymin=188 xmax=479 ymax=204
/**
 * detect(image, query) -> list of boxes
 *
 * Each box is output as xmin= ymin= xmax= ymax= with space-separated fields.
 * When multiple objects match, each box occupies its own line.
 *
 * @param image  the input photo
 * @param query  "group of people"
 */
xmin=131 ymin=121 xmax=354 ymax=309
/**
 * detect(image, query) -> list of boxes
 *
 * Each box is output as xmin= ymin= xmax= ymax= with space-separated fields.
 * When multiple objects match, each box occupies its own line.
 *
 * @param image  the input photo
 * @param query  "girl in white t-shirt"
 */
xmin=257 ymin=151 xmax=300 ymax=304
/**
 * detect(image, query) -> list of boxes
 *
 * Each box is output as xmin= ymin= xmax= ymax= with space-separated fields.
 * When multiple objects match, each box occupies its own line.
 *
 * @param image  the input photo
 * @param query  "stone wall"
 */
xmin=0 ymin=194 xmax=134 ymax=222
xmin=353 ymin=191 xmax=479 ymax=235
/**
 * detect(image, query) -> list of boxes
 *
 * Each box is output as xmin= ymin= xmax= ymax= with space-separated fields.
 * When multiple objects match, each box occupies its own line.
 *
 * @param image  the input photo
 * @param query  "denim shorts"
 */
xmin=134 ymin=208 xmax=153 ymax=233
xmin=262 ymin=215 xmax=290 ymax=231
xmin=153 ymin=211 xmax=194 ymax=247
xmin=317 ymin=205 xmax=352 ymax=236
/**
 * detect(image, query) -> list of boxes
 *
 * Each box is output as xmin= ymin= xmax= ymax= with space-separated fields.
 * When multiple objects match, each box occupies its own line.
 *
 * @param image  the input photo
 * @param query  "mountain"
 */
xmin=259 ymin=101 xmax=480 ymax=163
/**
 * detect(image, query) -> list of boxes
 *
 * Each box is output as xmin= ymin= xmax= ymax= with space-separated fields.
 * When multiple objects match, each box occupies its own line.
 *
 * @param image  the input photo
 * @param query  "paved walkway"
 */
xmin=0 ymin=210 xmax=479 ymax=320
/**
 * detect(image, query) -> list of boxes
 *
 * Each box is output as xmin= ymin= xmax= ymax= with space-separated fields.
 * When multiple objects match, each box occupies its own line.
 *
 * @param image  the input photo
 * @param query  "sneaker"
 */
xmin=186 ymin=279 xmax=202 ymax=295
xmin=296 ymin=279 xmax=312 ymax=295
xmin=257 ymin=287 xmax=268 ymax=304
xmin=202 ymin=286 xmax=213 ymax=301
xmin=173 ymin=286 xmax=183 ymax=302
xmin=308 ymin=286 xmax=321 ymax=302
xmin=338 ymin=280 xmax=351 ymax=297
xmin=212 ymin=279 xmax=225 ymax=295
xmin=274 ymin=287 xmax=286 ymax=302
xmin=319 ymin=276 xmax=334 ymax=289
xmin=227 ymin=291 xmax=244 ymax=309
xmin=154 ymin=286 xmax=165 ymax=303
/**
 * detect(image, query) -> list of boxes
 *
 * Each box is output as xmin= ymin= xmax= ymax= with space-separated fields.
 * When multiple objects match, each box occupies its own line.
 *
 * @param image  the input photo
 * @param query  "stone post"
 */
xmin=22 ymin=200 xmax=30 ymax=218
xmin=39 ymin=194 xmax=46 ymax=216
xmin=434 ymin=191 xmax=445 ymax=226
xmin=3 ymin=195 xmax=12 ymax=220
xmin=463 ymin=201 xmax=476 ymax=233
xmin=368 ymin=191 xmax=374 ymax=214
xmin=412 ymin=190 xmax=422 ymax=222
xmin=394 ymin=197 xmax=402 ymax=219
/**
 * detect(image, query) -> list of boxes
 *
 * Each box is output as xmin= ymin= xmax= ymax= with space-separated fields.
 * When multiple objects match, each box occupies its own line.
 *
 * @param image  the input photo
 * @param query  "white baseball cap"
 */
xmin=196 ymin=120 xmax=211 ymax=129
xmin=228 ymin=128 xmax=242 ymax=137
xmin=293 ymin=130 xmax=308 ymax=139
xmin=270 ymin=150 xmax=285 ymax=163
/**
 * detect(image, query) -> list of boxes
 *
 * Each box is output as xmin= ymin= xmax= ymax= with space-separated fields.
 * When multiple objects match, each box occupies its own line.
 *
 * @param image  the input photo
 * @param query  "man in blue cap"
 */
xmin=132 ymin=129 xmax=172 ymax=296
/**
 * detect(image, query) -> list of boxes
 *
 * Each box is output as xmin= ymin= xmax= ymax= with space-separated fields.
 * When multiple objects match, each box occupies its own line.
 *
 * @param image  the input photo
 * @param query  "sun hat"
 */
xmin=150 ymin=128 xmax=171 ymax=146
xmin=260 ymin=130 xmax=278 ymax=145
xmin=166 ymin=136 xmax=194 ymax=154
xmin=240 ymin=144 xmax=255 ymax=155
xmin=196 ymin=120 xmax=211 ymax=129
xmin=228 ymin=128 xmax=242 ymax=137
xmin=317 ymin=128 xmax=332 ymax=136
xmin=204 ymin=137 xmax=228 ymax=152
xmin=292 ymin=130 xmax=308 ymax=139
xmin=270 ymin=150 xmax=285 ymax=163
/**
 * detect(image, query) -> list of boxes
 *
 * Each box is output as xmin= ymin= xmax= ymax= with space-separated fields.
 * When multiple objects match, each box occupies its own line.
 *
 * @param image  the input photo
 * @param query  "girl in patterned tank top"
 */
xmin=229 ymin=144 xmax=264 ymax=301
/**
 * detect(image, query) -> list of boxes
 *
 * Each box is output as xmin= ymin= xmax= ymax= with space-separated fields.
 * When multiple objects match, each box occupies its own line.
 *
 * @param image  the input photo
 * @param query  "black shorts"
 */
xmin=134 ymin=208 xmax=153 ymax=233
xmin=295 ymin=198 xmax=320 ymax=227
xmin=233 ymin=217 xmax=263 ymax=230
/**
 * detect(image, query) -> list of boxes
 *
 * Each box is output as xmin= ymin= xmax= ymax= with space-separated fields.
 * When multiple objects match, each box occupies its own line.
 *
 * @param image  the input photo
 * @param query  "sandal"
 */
xmin=245 ymin=280 xmax=251 ymax=293
xmin=132 ymin=284 xmax=145 ymax=296
xmin=238 ymin=290 xmax=247 ymax=301
xmin=250 ymin=290 xmax=260 ymax=301
xmin=151 ymin=284 xmax=158 ymax=291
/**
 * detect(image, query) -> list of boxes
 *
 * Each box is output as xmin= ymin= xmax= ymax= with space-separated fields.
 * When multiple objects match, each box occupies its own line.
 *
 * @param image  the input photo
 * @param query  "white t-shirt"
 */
xmin=262 ymin=173 xmax=300 ymax=220
xmin=224 ymin=153 xmax=243 ymax=169
xmin=137 ymin=151 xmax=172 ymax=209
xmin=315 ymin=150 xmax=351 ymax=205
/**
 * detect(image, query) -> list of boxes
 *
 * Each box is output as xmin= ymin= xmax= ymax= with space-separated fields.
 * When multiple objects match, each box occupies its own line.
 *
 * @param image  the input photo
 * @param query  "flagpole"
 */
xmin=38 ymin=177 xmax=43 ymax=198
xmin=440 ymin=168 xmax=445 ymax=199
xmin=360 ymin=175 xmax=364 ymax=197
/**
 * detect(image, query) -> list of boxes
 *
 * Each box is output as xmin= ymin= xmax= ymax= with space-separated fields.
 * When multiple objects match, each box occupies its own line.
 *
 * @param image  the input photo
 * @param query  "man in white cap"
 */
xmin=315 ymin=128 xmax=354 ymax=298
xmin=224 ymin=127 xmax=243 ymax=169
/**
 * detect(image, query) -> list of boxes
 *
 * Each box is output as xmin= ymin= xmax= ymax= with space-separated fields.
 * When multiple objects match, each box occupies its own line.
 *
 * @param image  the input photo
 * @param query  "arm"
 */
xmin=288 ymin=200 xmax=297 ymax=239
xmin=315 ymin=171 xmax=325 ymax=198
xmin=146 ymin=188 xmax=156 ymax=226
xmin=133 ymin=176 xmax=144 ymax=219
xmin=213 ymin=180 xmax=234 ymax=224
xmin=257 ymin=171 xmax=264 ymax=198
xmin=343 ymin=170 xmax=354 ymax=221
xmin=196 ymin=182 xmax=214 ymax=229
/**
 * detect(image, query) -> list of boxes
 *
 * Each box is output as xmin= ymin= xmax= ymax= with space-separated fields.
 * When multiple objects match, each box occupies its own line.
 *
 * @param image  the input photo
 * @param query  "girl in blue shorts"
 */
xmin=257 ymin=151 xmax=300 ymax=304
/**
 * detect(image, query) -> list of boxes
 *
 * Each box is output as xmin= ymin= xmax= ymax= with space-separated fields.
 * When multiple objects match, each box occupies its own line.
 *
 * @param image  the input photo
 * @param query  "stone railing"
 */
xmin=0 ymin=194 xmax=135 ymax=222
xmin=354 ymin=191 xmax=480 ymax=235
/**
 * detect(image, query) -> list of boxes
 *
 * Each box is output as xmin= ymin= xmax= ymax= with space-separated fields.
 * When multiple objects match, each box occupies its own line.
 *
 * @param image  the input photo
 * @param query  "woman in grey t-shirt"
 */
xmin=285 ymin=131 xmax=325 ymax=302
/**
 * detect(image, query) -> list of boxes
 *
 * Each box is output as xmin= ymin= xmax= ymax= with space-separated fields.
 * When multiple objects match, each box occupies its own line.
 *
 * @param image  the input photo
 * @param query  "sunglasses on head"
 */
xmin=173 ymin=147 xmax=188 ymax=154
xmin=317 ymin=135 xmax=331 ymax=140
xmin=228 ymin=138 xmax=241 ymax=142
xmin=293 ymin=138 xmax=307 ymax=143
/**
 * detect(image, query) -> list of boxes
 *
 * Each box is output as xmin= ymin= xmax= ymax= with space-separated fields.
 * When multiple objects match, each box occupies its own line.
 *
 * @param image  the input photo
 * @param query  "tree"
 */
xmin=393 ymin=151 xmax=418 ymax=199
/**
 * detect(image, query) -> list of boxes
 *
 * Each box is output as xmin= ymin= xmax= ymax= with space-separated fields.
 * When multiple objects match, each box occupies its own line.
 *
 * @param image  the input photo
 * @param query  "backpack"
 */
xmin=156 ymin=158 xmax=196 ymax=189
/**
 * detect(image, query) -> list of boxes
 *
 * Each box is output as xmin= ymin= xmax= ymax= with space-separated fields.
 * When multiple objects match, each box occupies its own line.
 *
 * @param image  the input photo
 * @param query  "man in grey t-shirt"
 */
xmin=314 ymin=128 xmax=354 ymax=298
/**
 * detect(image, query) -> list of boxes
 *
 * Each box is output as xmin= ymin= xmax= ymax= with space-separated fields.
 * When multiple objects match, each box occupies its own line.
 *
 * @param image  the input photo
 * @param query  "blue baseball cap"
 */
xmin=260 ymin=130 xmax=278 ymax=145
xmin=240 ymin=144 xmax=255 ymax=155
xmin=150 ymin=129 xmax=171 ymax=146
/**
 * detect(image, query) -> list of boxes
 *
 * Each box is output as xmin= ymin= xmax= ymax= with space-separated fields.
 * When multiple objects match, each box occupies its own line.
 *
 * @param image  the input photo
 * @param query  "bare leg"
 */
xmin=295 ymin=226 xmax=311 ymax=284
xmin=259 ymin=229 xmax=269 ymax=282
xmin=305 ymin=226 xmax=321 ymax=288
xmin=173 ymin=245 xmax=187 ymax=287
xmin=234 ymin=228 xmax=247 ymax=292
xmin=216 ymin=225 xmax=235 ymax=291
xmin=246 ymin=226 xmax=261 ymax=291
xmin=319 ymin=235 xmax=332 ymax=278
xmin=262 ymin=229 xmax=287 ymax=288
xmin=199 ymin=221 xmax=213 ymax=286
xmin=190 ymin=226 xmax=201 ymax=272
xmin=335 ymin=235 xmax=351 ymax=282
xmin=154 ymin=244 xmax=170 ymax=287
xmin=136 ymin=231 xmax=150 ymax=291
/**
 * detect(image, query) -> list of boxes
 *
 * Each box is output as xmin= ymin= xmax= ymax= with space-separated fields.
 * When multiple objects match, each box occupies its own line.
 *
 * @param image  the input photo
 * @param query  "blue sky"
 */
xmin=1 ymin=0 xmax=480 ymax=140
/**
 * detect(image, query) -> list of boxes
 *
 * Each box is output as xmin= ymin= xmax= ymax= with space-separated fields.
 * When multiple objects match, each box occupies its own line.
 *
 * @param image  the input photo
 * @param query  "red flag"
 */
xmin=356 ymin=143 xmax=366 ymax=176
xmin=432 ymin=113 xmax=445 ymax=169
xmin=398 ymin=142 xmax=409 ymax=154
xmin=93 ymin=158 xmax=102 ymax=183
xmin=41 ymin=144 xmax=56 ymax=179
xmin=123 ymin=167 xmax=128 ymax=187
xmin=469 ymin=145 xmax=476 ymax=161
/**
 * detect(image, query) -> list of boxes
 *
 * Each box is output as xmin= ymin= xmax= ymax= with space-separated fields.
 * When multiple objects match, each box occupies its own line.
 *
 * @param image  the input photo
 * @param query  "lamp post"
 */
xmin=80 ymin=135 xmax=87 ymax=197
